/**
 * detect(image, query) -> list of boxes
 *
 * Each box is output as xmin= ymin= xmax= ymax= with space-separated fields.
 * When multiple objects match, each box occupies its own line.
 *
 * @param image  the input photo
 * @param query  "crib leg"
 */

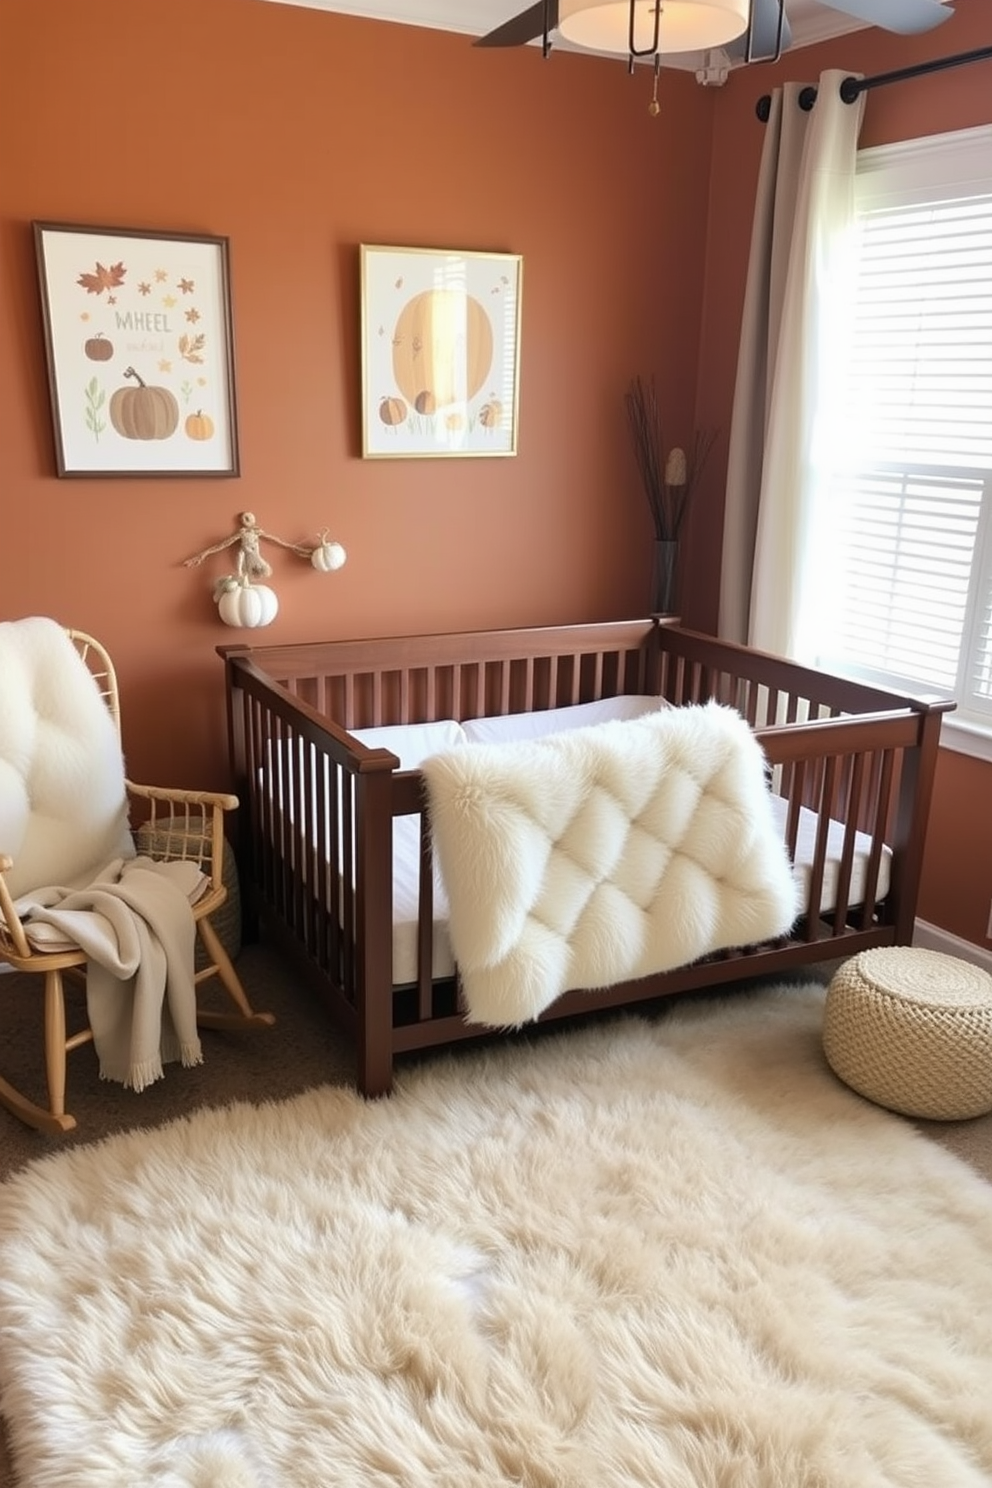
xmin=357 ymin=1015 xmax=394 ymax=1098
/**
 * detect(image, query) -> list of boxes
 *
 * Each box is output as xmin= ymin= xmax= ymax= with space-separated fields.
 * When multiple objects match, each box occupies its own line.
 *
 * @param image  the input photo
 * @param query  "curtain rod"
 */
xmin=755 ymin=43 xmax=992 ymax=122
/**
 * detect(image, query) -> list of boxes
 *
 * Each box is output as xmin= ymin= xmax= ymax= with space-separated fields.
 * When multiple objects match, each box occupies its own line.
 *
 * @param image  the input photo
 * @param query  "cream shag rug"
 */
xmin=2 ymin=985 xmax=991 ymax=1488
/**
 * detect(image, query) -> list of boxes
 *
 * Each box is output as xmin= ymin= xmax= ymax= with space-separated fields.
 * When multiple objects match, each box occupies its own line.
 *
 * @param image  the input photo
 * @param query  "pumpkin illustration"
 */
xmin=379 ymin=396 xmax=407 ymax=427
xmin=218 ymin=580 xmax=279 ymax=629
xmin=84 ymin=333 xmax=113 ymax=362
xmin=479 ymin=399 xmax=504 ymax=430
xmin=109 ymin=366 xmax=179 ymax=440
xmin=184 ymin=409 xmax=215 ymax=441
xmin=391 ymin=290 xmax=492 ymax=411
xmin=311 ymin=539 xmax=346 ymax=573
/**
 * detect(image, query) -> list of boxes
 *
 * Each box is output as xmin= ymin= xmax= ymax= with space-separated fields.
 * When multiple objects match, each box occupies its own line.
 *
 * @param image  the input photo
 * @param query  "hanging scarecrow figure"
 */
xmin=183 ymin=511 xmax=313 ymax=582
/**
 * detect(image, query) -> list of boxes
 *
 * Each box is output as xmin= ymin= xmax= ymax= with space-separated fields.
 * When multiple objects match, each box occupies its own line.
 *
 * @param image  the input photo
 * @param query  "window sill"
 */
xmin=939 ymin=714 xmax=992 ymax=764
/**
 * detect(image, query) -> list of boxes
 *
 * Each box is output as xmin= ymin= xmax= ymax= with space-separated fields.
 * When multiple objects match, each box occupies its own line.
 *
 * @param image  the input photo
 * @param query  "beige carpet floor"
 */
xmin=0 ymin=941 xmax=990 ymax=1486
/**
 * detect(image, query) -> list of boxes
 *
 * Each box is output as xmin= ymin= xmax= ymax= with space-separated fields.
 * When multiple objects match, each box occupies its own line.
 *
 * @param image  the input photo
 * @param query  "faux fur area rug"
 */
xmin=1 ymin=985 xmax=991 ymax=1488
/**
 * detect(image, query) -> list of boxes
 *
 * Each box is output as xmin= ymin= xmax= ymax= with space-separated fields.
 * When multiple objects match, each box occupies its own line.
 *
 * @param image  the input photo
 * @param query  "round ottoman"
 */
xmin=823 ymin=946 xmax=992 ymax=1120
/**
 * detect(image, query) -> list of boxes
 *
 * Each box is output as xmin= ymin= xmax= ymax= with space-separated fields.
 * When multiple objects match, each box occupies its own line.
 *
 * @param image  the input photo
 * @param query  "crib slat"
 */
xmin=416 ymin=815 xmax=434 ymax=1021
xmin=805 ymin=753 xmax=837 ymax=933
xmin=495 ymin=659 xmax=508 ymax=715
xmin=861 ymin=748 xmax=895 ymax=930
xmin=591 ymin=652 xmax=604 ymax=703
xmin=783 ymin=759 xmax=806 ymax=884
xmin=547 ymin=654 xmax=559 ymax=708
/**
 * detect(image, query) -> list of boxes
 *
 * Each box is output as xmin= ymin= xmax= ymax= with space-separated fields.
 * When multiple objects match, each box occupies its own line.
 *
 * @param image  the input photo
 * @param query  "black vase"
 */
xmin=651 ymin=539 xmax=679 ymax=615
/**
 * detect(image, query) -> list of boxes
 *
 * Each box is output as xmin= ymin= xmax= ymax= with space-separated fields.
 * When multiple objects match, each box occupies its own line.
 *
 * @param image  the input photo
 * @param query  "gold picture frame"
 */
xmin=33 ymin=220 xmax=240 ymax=478
xmin=360 ymin=244 xmax=522 ymax=459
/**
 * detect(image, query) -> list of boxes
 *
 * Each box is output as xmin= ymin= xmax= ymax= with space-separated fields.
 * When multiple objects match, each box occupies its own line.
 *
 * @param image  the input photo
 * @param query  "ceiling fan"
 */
xmin=475 ymin=0 xmax=953 ymax=68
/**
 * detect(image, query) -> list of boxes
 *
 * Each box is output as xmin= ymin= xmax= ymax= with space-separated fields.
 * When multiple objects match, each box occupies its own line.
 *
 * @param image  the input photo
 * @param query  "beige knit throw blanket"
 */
xmin=15 ymin=857 xmax=206 ymax=1091
xmin=421 ymin=701 xmax=800 ymax=1027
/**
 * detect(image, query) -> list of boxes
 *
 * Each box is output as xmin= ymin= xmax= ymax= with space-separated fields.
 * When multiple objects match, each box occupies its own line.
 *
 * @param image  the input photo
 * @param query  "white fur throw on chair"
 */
xmin=421 ymin=701 xmax=799 ymax=1027
xmin=0 ymin=616 xmax=135 ymax=899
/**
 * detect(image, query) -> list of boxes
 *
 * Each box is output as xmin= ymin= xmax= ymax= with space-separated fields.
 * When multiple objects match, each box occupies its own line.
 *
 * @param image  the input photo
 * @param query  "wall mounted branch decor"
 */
xmin=182 ymin=512 xmax=346 ymax=628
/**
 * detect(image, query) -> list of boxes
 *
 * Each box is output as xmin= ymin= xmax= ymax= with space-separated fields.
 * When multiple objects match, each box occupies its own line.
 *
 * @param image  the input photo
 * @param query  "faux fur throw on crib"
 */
xmin=421 ymin=701 xmax=800 ymax=1027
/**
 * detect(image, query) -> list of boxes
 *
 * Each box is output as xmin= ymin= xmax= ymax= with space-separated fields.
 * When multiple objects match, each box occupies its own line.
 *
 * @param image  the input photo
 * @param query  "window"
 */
xmin=807 ymin=126 xmax=992 ymax=754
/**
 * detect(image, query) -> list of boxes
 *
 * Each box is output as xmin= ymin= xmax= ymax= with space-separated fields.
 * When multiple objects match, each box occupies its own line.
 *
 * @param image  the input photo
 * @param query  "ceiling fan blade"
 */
xmin=724 ymin=0 xmax=792 ymax=61
xmin=474 ymin=0 xmax=559 ymax=47
xmin=821 ymin=0 xmax=953 ymax=34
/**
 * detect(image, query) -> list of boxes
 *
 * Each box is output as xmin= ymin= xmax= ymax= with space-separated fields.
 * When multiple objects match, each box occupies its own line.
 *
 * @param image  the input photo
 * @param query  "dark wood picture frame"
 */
xmin=33 ymin=221 xmax=240 ymax=478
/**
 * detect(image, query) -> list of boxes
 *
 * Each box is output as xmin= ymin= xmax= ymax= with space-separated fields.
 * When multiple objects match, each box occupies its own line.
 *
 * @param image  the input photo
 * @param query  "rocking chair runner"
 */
xmin=0 ymin=623 xmax=274 ymax=1135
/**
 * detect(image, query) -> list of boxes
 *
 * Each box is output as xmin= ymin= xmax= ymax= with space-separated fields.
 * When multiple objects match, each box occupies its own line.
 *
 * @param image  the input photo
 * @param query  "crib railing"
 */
xmin=222 ymin=619 xmax=664 ymax=729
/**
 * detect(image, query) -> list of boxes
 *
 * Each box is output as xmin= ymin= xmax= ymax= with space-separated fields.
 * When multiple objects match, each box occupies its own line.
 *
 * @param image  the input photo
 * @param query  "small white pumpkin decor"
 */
xmin=310 ymin=532 xmax=347 ymax=573
xmin=217 ymin=578 xmax=279 ymax=629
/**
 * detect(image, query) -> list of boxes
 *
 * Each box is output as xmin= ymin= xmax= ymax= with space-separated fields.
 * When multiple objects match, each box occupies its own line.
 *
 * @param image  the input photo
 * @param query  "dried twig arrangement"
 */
xmin=625 ymin=376 xmax=717 ymax=542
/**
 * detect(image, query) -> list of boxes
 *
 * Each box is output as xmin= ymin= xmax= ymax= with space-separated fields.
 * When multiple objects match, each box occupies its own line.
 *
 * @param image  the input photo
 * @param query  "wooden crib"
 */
xmin=221 ymin=618 xmax=952 ymax=1096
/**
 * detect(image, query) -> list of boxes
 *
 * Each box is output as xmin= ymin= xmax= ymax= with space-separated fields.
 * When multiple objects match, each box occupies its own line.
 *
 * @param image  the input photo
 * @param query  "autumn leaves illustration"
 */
xmin=34 ymin=224 xmax=238 ymax=475
xmin=76 ymin=256 xmax=212 ymax=445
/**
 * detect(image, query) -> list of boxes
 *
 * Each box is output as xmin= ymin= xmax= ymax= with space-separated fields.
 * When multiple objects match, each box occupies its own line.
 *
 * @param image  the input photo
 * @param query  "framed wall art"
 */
xmin=33 ymin=221 xmax=240 ymax=477
xmin=360 ymin=244 xmax=522 ymax=459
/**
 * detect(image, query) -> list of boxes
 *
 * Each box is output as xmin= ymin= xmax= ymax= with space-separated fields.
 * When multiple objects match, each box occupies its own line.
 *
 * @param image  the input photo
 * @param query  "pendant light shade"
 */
xmin=557 ymin=0 xmax=750 ymax=54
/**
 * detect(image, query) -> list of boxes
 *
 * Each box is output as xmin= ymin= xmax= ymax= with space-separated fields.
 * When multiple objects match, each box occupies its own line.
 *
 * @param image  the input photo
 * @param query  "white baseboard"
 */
xmin=913 ymin=919 xmax=992 ymax=975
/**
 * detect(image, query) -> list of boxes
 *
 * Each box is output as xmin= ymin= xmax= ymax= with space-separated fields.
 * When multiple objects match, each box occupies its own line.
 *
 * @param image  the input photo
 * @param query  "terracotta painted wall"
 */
xmin=690 ymin=0 xmax=992 ymax=950
xmin=0 ymin=0 xmax=713 ymax=784
xmin=2 ymin=0 xmax=990 ymax=949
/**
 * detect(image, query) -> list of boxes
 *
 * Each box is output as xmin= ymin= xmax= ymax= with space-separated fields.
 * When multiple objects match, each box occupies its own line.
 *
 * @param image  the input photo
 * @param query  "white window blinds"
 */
xmin=811 ymin=126 xmax=992 ymax=726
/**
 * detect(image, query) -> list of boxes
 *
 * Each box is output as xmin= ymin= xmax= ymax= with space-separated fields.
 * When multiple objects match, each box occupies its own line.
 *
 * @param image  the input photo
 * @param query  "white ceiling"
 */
xmin=257 ymin=0 xmax=879 ymax=53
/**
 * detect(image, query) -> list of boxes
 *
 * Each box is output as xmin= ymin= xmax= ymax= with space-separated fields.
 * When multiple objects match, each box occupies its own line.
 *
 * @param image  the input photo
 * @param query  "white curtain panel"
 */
xmin=719 ymin=71 xmax=865 ymax=656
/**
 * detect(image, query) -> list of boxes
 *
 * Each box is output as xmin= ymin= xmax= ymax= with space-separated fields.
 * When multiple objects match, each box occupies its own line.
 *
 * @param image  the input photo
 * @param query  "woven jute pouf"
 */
xmin=823 ymin=946 xmax=992 ymax=1120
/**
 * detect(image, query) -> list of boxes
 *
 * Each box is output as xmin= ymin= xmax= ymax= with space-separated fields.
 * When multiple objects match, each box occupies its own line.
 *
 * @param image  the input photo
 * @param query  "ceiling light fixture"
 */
xmin=556 ymin=0 xmax=750 ymax=57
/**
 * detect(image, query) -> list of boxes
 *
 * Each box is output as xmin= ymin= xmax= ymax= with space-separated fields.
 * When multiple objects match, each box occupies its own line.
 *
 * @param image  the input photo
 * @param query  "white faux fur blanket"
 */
xmin=15 ymin=857 xmax=206 ymax=1091
xmin=0 ymin=616 xmax=135 ymax=898
xmin=421 ymin=701 xmax=799 ymax=1026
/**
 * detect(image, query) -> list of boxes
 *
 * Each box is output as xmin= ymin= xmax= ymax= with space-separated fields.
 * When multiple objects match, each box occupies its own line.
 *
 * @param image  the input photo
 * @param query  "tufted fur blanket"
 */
xmin=421 ymin=701 xmax=799 ymax=1026
xmin=0 ymin=616 xmax=134 ymax=898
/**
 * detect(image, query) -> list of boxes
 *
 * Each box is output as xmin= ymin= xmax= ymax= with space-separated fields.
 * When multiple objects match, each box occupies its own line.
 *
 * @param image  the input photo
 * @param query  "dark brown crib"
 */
xmin=221 ymin=618 xmax=952 ymax=1095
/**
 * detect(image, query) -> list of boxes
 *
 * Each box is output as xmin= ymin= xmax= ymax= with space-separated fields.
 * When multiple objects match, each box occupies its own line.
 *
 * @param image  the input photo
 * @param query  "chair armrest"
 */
xmin=0 ymin=866 xmax=33 ymax=958
xmin=126 ymin=782 xmax=238 ymax=893
xmin=126 ymin=780 xmax=239 ymax=812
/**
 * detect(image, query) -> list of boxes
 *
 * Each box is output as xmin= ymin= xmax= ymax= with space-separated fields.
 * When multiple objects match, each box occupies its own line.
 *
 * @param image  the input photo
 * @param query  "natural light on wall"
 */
xmin=807 ymin=126 xmax=992 ymax=757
